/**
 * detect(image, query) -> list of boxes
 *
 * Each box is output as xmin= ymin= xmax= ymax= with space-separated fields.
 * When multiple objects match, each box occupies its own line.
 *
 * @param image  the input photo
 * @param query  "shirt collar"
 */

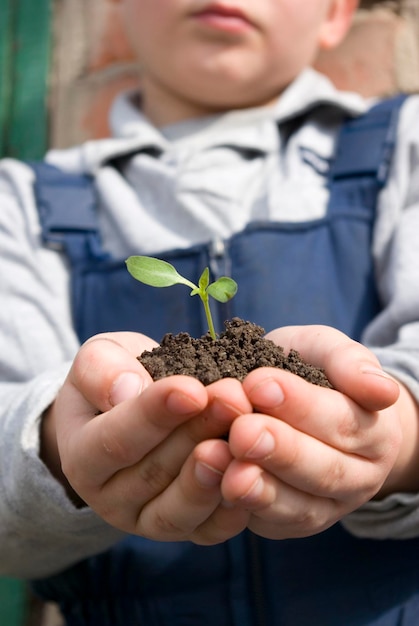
xmin=68 ymin=68 xmax=368 ymax=173
xmin=272 ymin=67 xmax=367 ymax=123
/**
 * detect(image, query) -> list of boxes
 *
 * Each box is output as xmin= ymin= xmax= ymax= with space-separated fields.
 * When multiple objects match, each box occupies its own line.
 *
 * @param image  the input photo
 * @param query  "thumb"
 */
xmin=70 ymin=331 xmax=157 ymax=413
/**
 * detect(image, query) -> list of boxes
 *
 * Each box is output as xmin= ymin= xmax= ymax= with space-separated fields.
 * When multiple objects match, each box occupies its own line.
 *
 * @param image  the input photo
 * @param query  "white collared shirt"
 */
xmin=1 ymin=69 xmax=419 ymax=578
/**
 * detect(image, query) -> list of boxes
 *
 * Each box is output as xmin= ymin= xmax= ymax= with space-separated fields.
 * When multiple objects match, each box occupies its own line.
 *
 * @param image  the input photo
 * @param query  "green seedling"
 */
xmin=126 ymin=255 xmax=238 ymax=340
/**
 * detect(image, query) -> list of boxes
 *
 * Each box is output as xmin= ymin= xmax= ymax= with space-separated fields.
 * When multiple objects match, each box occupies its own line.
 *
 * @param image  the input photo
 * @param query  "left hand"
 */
xmin=217 ymin=325 xmax=403 ymax=540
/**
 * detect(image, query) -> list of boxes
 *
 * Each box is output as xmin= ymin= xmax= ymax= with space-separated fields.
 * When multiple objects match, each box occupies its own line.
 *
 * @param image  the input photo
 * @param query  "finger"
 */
xmin=83 ymin=379 xmax=252 ymax=518
xmin=191 ymin=500 xmax=249 ymax=546
xmin=242 ymin=367 xmax=396 ymax=457
xmin=70 ymin=332 xmax=158 ymax=413
xmin=266 ymin=325 xmax=400 ymax=411
xmin=221 ymin=460 xmax=340 ymax=540
xmin=58 ymin=375 xmax=209 ymax=490
xmin=226 ymin=411 xmax=396 ymax=503
xmin=133 ymin=440 xmax=249 ymax=541
xmin=127 ymin=378 xmax=253 ymax=495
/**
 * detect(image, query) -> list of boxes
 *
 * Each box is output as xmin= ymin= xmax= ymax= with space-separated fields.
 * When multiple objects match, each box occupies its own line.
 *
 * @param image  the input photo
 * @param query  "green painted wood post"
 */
xmin=0 ymin=0 xmax=52 ymax=624
xmin=0 ymin=579 xmax=27 ymax=626
xmin=0 ymin=0 xmax=14 ymax=157
xmin=0 ymin=0 xmax=52 ymax=159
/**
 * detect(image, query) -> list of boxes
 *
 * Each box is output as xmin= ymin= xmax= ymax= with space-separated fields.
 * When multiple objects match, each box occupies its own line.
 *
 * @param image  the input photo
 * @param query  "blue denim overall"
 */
xmin=31 ymin=96 xmax=419 ymax=626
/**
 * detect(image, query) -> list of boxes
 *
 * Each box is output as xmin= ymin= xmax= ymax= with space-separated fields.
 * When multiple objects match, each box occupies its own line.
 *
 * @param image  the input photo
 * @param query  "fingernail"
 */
xmin=246 ymin=430 xmax=275 ymax=459
xmin=195 ymin=462 xmax=223 ymax=488
xmin=250 ymin=379 xmax=285 ymax=408
xmin=211 ymin=396 xmax=242 ymax=419
xmin=110 ymin=372 xmax=143 ymax=406
xmin=360 ymin=366 xmax=396 ymax=381
xmin=241 ymin=476 xmax=264 ymax=504
xmin=166 ymin=391 xmax=202 ymax=415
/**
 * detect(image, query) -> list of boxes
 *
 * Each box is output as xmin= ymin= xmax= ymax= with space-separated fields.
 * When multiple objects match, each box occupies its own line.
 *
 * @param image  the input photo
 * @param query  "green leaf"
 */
xmin=207 ymin=277 xmax=238 ymax=303
xmin=125 ymin=256 xmax=195 ymax=289
xmin=198 ymin=267 xmax=210 ymax=292
xmin=125 ymin=255 xmax=238 ymax=340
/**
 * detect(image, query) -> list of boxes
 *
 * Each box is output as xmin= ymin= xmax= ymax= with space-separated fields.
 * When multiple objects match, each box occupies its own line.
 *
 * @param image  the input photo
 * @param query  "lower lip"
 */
xmin=194 ymin=11 xmax=252 ymax=34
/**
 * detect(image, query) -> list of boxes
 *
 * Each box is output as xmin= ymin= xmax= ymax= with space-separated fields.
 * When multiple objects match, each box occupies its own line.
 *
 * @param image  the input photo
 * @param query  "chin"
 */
xmin=189 ymin=86 xmax=281 ymax=112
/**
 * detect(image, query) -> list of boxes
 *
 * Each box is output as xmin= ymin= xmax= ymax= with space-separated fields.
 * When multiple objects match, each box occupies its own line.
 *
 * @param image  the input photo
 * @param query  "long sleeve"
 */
xmin=342 ymin=95 xmax=419 ymax=539
xmin=1 ymin=82 xmax=419 ymax=578
xmin=0 ymin=161 xmax=123 ymax=578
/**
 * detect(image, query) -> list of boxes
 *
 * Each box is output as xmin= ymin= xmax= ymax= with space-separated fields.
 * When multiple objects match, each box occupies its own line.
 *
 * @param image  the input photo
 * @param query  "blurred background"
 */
xmin=1 ymin=0 xmax=419 ymax=162
xmin=0 ymin=0 xmax=419 ymax=624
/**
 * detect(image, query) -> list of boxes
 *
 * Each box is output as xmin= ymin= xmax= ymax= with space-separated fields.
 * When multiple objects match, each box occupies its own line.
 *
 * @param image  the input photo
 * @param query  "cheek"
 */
xmin=121 ymin=0 xmax=170 ymax=54
xmin=269 ymin=19 xmax=325 ymax=71
xmin=267 ymin=0 xmax=329 ymax=50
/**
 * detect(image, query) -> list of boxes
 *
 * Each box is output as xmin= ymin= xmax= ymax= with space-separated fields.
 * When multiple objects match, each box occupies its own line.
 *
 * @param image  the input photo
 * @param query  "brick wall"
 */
xmin=49 ymin=0 xmax=419 ymax=148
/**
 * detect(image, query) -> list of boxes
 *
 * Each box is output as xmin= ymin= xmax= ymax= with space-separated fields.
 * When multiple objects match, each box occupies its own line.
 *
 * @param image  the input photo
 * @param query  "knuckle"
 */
xmin=137 ymin=458 xmax=175 ymax=494
xmin=336 ymin=407 xmax=362 ymax=444
xmin=145 ymin=511 xmax=188 ymax=539
xmin=100 ymin=427 xmax=136 ymax=466
xmin=293 ymin=504 xmax=330 ymax=534
xmin=318 ymin=458 xmax=347 ymax=496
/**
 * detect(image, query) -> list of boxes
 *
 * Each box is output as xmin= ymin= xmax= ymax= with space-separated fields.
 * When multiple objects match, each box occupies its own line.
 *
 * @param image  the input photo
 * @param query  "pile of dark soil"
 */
xmin=139 ymin=317 xmax=332 ymax=388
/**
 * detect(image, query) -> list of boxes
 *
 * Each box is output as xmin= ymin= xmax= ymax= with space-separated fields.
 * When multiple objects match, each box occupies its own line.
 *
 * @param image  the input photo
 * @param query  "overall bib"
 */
xmin=31 ymin=96 xmax=419 ymax=626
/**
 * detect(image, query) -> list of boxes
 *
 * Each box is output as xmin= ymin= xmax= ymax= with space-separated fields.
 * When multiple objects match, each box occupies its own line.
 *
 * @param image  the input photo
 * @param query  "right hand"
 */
xmin=41 ymin=332 xmax=251 ymax=544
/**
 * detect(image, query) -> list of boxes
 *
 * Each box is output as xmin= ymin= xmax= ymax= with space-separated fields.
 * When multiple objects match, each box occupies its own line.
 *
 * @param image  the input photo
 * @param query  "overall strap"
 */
xmin=327 ymin=93 xmax=408 ymax=214
xmin=29 ymin=161 xmax=107 ymax=263
xmin=29 ymin=94 xmax=408 ymax=263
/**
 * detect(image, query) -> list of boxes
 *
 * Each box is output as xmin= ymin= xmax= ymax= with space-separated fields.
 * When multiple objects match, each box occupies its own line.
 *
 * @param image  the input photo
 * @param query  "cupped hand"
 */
xmin=221 ymin=325 xmax=403 ymax=540
xmin=43 ymin=332 xmax=250 ymax=543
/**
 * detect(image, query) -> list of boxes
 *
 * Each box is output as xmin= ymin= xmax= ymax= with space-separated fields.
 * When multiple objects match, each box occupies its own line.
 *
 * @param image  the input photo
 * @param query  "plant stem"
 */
xmin=202 ymin=293 xmax=217 ymax=340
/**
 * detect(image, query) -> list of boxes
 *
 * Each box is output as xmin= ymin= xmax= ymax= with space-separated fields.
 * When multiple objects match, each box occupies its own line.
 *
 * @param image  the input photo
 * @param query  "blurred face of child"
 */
xmin=114 ymin=0 xmax=357 ymax=125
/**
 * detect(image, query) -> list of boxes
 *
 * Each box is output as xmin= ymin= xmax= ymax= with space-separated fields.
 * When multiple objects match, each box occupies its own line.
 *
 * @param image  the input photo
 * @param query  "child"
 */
xmin=1 ymin=0 xmax=419 ymax=624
